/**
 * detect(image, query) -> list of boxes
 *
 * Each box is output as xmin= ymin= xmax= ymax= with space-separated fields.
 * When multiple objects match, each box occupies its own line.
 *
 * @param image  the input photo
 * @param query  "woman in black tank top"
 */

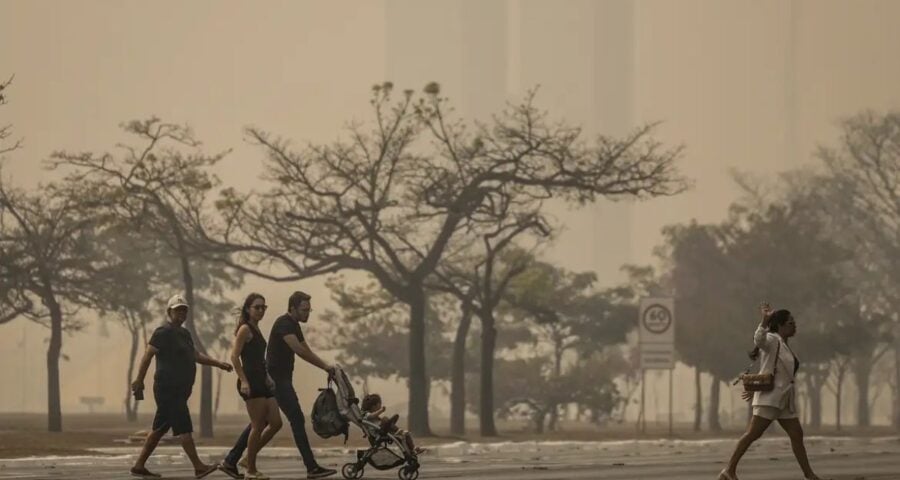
xmin=229 ymin=293 xmax=282 ymax=480
xmin=237 ymin=322 xmax=269 ymax=400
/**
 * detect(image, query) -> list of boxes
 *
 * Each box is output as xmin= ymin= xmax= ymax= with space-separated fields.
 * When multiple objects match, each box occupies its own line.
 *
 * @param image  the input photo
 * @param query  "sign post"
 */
xmin=638 ymin=298 xmax=675 ymax=435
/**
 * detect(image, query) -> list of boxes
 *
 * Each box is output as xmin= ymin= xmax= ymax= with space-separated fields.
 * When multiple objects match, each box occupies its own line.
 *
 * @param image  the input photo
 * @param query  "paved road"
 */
xmin=1 ymin=436 xmax=898 ymax=479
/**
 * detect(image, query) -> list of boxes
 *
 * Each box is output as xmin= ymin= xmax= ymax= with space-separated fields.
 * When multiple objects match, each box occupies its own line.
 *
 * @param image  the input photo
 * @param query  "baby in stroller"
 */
xmin=360 ymin=394 xmax=426 ymax=456
xmin=327 ymin=367 xmax=422 ymax=480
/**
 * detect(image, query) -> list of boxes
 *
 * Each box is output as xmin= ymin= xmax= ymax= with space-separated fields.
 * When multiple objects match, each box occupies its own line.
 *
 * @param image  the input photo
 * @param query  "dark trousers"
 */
xmin=224 ymin=377 xmax=318 ymax=471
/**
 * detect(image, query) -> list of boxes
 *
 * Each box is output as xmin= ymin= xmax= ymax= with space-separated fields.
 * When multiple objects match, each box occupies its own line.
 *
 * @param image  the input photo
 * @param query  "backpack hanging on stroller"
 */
xmin=322 ymin=366 xmax=422 ymax=480
xmin=312 ymin=385 xmax=349 ymax=442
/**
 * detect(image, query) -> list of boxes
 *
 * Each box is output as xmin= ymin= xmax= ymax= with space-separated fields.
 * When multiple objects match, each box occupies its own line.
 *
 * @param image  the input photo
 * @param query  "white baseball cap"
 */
xmin=166 ymin=294 xmax=189 ymax=311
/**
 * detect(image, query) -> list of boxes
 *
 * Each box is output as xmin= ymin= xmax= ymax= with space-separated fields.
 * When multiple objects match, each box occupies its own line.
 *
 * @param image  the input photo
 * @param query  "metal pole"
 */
xmin=668 ymin=368 xmax=674 ymax=436
xmin=640 ymin=368 xmax=646 ymax=434
xmin=21 ymin=325 xmax=27 ymax=412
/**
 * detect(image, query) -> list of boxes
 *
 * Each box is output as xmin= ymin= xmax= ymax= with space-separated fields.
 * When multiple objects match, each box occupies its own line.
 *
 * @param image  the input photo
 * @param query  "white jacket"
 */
xmin=751 ymin=324 xmax=798 ymax=409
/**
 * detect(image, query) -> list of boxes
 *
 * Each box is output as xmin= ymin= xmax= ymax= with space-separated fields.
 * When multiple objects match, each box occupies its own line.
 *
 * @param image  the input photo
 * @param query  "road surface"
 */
xmin=1 ymin=435 xmax=897 ymax=479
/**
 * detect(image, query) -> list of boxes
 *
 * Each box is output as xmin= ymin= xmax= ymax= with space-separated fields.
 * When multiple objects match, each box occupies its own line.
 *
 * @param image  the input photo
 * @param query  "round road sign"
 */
xmin=642 ymin=303 xmax=673 ymax=334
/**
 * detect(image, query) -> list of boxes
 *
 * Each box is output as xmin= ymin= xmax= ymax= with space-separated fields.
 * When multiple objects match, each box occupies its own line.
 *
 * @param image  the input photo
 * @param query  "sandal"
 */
xmin=218 ymin=462 xmax=242 ymax=480
xmin=717 ymin=469 xmax=738 ymax=480
xmin=195 ymin=464 xmax=219 ymax=479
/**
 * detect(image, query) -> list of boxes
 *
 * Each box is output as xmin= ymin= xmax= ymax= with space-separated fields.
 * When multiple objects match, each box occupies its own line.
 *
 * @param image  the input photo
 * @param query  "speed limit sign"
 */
xmin=639 ymin=298 xmax=675 ymax=370
xmin=637 ymin=298 xmax=677 ymax=436
xmin=639 ymin=298 xmax=675 ymax=343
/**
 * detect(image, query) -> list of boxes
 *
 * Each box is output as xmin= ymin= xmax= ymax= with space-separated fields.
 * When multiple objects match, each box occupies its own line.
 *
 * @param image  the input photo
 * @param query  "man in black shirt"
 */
xmin=220 ymin=291 xmax=336 ymax=480
xmin=130 ymin=294 xmax=233 ymax=479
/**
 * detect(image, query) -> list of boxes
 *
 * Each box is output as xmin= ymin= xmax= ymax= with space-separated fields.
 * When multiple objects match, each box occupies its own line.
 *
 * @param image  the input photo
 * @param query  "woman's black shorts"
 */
xmin=237 ymin=376 xmax=274 ymax=401
xmin=152 ymin=384 xmax=193 ymax=436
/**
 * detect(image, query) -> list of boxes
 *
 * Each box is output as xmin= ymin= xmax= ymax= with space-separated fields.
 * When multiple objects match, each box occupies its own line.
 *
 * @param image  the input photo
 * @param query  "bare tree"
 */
xmin=826 ymin=355 xmax=851 ymax=431
xmin=800 ymin=363 xmax=829 ymax=430
xmin=0 ymin=75 xmax=23 ymax=156
xmin=0 ymin=179 xmax=123 ymax=431
xmin=48 ymin=119 xmax=243 ymax=437
xmin=213 ymin=83 xmax=686 ymax=435
xmin=0 ymin=74 xmax=27 ymax=323
xmin=818 ymin=111 xmax=900 ymax=428
xmin=426 ymin=202 xmax=549 ymax=436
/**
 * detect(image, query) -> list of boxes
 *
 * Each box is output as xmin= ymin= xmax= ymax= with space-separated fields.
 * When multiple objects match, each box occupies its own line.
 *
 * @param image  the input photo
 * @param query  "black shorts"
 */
xmin=237 ymin=376 xmax=274 ymax=401
xmin=152 ymin=385 xmax=193 ymax=436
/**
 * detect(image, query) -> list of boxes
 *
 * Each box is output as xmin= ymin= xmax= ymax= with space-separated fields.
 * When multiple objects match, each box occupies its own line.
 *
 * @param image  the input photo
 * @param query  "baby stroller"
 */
xmin=330 ymin=367 xmax=422 ymax=480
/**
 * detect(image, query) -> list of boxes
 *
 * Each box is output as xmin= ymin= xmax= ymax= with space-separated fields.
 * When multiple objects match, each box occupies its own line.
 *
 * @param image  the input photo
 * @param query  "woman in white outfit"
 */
xmin=718 ymin=304 xmax=823 ymax=480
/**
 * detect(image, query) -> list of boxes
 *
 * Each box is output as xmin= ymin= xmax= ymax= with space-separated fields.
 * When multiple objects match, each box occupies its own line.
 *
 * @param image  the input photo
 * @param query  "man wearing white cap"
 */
xmin=129 ymin=294 xmax=234 ymax=479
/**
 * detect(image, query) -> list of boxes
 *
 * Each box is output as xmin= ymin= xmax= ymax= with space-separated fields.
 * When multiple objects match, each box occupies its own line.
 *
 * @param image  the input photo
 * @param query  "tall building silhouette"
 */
xmin=385 ymin=1 xmax=637 ymax=285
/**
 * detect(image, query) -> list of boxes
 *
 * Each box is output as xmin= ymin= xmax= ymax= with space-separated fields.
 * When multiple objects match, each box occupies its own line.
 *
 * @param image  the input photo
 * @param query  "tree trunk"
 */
xmin=693 ymin=367 xmax=703 ymax=432
xmin=177 ymin=254 xmax=213 ymax=438
xmin=707 ymin=377 xmax=721 ymax=432
xmin=548 ymin=405 xmax=560 ymax=432
xmin=214 ymin=363 xmax=223 ymax=421
xmin=125 ymin=324 xmax=140 ymax=422
xmin=835 ymin=369 xmax=845 ymax=431
xmin=406 ymin=287 xmax=431 ymax=436
xmin=853 ymin=357 xmax=872 ymax=427
xmin=799 ymin=391 xmax=809 ymax=426
xmin=807 ymin=379 xmax=822 ymax=430
xmin=450 ymin=301 xmax=473 ymax=436
xmin=534 ymin=412 xmax=547 ymax=435
xmin=533 ymin=410 xmax=547 ymax=434
xmin=45 ymin=293 xmax=63 ymax=432
xmin=547 ymin=344 xmax=563 ymax=432
xmin=479 ymin=310 xmax=498 ymax=436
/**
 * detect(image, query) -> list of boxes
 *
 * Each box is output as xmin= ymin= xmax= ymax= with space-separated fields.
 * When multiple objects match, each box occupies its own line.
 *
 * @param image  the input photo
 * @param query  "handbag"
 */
xmin=736 ymin=341 xmax=780 ymax=392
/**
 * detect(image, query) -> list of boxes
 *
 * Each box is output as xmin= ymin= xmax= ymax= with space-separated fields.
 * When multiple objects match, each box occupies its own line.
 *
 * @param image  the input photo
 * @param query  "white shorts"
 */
xmin=753 ymin=405 xmax=798 ymax=421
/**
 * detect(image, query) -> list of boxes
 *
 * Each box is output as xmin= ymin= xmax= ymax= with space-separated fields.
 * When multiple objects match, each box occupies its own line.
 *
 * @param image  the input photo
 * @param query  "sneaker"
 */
xmin=307 ymin=466 xmax=337 ymax=479
xmin=218 ymin=463 xmax=242 ymax=480
xmin=130 ymin=466 xmax=162 ymax=478
xmin=244 ymin=472 xmax=269 ymax=480
xmin=238 ymin=457 xmax=249 ymax=469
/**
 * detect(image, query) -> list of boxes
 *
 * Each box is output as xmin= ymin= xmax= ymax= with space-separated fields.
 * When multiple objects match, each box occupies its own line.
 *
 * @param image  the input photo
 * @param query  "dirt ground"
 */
xmin=1 ymin=412 xmax=897 ymax=459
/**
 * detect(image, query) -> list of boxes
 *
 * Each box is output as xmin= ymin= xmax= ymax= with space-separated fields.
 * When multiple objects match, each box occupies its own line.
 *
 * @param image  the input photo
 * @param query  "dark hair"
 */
xmin=236 ymin=293 xmax=266 ymax=335
xmin=288 ymin=291 xmax=311 ymax=312
xmin=361 ymin=393 xmax=382 ymax=413
xmin=749 ymin=309 xmax=793 ymax=360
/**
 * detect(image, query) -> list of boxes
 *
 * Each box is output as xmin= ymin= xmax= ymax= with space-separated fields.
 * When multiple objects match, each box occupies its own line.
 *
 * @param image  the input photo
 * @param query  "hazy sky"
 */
xmin=2 ymin=0 xmax=900 ymax=424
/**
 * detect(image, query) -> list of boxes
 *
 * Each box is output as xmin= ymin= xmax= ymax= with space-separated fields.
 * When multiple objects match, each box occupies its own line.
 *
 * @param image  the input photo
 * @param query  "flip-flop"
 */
xmin=195 ymin=464 xmax=219 ymax=479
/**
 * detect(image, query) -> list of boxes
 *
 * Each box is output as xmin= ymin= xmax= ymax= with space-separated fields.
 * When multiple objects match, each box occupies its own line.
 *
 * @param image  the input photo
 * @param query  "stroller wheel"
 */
xmin=398 ymin=465 xmax=419 ymax=480
xmin=342 ymin=462 xmax=364 ymax=480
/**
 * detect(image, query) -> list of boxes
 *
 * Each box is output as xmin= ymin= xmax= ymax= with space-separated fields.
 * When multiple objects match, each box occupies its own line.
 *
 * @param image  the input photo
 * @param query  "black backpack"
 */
xmin=312 ymin=386 xmax=349 ymax=442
